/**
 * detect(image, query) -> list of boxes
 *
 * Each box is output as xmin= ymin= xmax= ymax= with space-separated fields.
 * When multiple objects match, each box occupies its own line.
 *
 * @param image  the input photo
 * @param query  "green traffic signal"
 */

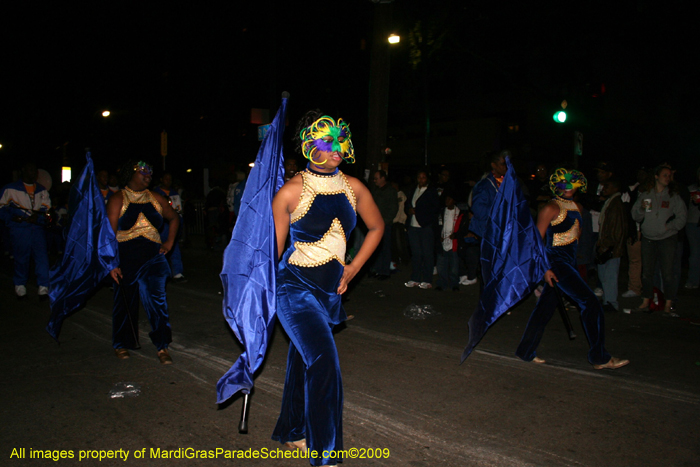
xmin=553 ymin=110 xmax=567 ymax=123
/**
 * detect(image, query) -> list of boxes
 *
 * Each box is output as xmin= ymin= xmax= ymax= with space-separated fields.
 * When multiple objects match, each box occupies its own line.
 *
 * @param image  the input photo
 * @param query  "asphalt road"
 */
xmin=1 ymin=240 xmax=698 ymax=466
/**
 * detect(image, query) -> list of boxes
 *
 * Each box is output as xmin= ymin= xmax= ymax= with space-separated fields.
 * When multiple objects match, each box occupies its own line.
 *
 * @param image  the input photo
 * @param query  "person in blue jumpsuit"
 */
xmin=515 ymin=168 xmax=629 ymax=369
xmin=153 ymin=172 xmax=186 ymax=283
xmin=271 ymin=111 xmax=383 ymax=466
xmin=106 ymin=161 xmax=180 ymax=364
xmin=0 ymin=162 xmax=51 ymax=299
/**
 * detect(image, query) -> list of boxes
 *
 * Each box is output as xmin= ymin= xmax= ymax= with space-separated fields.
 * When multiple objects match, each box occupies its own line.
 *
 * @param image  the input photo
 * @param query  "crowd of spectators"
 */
xmin=361 ymin=154 xmax=698 ymax=317
xmin=2 ymin=155 xmax=698 ymax=318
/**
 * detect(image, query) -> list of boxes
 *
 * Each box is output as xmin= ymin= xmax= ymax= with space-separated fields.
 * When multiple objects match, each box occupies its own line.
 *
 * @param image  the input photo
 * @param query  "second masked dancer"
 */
xmin=515 ymin=168 xmax=629 ymax=370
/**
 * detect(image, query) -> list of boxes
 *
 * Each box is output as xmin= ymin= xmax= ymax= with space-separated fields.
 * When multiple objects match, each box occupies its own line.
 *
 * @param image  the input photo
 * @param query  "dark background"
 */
xmin=1 ymin=0 xmax=697 ymax=189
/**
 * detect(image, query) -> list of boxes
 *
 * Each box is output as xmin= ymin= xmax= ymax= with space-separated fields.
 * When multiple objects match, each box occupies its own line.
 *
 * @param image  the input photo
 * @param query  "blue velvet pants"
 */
xmin=272 ymin=309 xmax=343 ymax=466
xmin=10 ymin=224 xmax=49 ymax=287
xmin=516 ymin=261 xmax=611 ymax=365
xmin=112 ymin=254 xmax=172 ymax=351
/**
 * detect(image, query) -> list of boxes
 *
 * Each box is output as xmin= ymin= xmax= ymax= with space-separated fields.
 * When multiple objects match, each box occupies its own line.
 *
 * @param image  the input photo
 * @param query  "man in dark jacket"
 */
xmin=371 ymin=170 xmax=398 ymax=279
xmin=596 ymin=178 xmax=628 ymax=312
xmin=404 ymin=169 xmax=440 ymax=288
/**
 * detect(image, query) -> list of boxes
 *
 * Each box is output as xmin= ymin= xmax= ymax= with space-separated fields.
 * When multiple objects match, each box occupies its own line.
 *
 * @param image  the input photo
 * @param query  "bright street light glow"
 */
xmin=186 ymin=168 xmax=193 ymax=173
xmin=248 ymin=162 xmax=255 ymax=168
xmin=388 ymin=34 xmax=400 ymax=44
xmin=62 ymin=167 xmax=72 ymax=183
xmin=102 ymin=110 xmax=111 ymax=117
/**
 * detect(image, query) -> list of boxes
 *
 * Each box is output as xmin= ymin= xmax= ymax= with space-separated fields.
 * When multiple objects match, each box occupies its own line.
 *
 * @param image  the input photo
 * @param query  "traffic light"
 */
xmin=553 ymin=100 xmax=567 ymax=123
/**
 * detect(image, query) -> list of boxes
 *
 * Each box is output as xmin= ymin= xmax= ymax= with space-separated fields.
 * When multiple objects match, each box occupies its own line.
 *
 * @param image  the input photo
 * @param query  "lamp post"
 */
xmin=366 ymin=0 xmax=398 ymax=178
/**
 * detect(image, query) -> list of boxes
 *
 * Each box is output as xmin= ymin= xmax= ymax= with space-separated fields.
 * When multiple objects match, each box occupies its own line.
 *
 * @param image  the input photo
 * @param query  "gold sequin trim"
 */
xmin=552 ymin=219 xmax=580 ymax=247
xmin=121 ymin=187 xmax=162 ymax=217
xmin=116 ymin=212 xmax=162 ymax=244
xmin=290 ymin=170 xmax=356 ymax=224
xmin=288 ymin=218 xmax=347 ymax=267
xmin=551 ymin=197 xmax=579 ymax=226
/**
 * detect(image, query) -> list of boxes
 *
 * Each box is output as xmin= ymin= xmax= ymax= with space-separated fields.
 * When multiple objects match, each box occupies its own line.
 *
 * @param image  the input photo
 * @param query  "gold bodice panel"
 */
xmin=116 ymin=188 xmax=162 ymax=244
xmin=290 ymin=170 xmax=356 ymax=224
xmin=288 ymin=218 xmax=347 ymax=267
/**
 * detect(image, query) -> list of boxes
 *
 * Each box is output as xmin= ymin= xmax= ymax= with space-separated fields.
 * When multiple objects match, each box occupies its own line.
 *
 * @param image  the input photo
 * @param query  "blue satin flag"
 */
xmin=46 ymin=153 xmax=119 ymax=340
xmin=217 ymin=97 xmax=288 ymax=403
xmin=461 ymin=157 xmax=550 ymax=361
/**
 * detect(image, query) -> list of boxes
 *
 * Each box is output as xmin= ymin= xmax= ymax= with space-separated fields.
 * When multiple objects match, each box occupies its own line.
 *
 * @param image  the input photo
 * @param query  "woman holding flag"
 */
xmin=270 ymin=110 xmax=383 ymax=466
xmin=515 ymin=168 xmax=629 ymax=369
xmin=106 ymin=160 xmax=180 ymax=364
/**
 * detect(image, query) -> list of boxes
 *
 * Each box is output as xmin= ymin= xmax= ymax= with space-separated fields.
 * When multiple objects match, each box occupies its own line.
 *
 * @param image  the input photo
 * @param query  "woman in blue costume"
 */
xmin=107 ymin=161 xmax=180 ymax=364
xmin=515 ymin=168 xmax=629 ymax=370
xmin=271 ymin=111 xmax=383 ymax=466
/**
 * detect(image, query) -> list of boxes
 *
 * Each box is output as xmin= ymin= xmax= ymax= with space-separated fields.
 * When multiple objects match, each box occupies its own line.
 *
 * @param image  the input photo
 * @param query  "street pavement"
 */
xmin=1 ymin=239 xmax=699 ymax=466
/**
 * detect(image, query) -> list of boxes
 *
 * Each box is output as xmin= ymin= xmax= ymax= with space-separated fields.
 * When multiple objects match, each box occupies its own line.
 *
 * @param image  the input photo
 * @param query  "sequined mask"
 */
xmin=549 ymin=168 xmax=587 ymax=196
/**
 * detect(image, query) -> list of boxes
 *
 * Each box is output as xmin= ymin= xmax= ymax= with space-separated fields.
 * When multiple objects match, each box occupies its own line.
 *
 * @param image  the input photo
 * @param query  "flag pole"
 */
xmin=238 ymin=392 xmax=250 ymax=434
xmin=552 ymin=282 xmax=576 ymax=340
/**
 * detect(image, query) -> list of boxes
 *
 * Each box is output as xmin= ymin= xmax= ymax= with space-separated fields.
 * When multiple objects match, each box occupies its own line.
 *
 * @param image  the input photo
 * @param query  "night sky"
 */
xmin=2 ymin=0 xmax=697 ymax=187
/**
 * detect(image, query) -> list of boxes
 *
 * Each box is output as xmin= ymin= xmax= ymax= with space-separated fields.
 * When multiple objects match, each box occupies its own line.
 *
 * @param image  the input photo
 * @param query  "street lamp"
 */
xmin=102 ymin=110 xmax=111 ymax=117
xmin=366 ymin=0 xmax=399 ymax=176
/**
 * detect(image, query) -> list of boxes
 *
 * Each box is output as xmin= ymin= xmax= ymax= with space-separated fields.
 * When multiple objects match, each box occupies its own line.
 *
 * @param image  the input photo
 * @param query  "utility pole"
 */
xmin=366 ymin=0 xmax=394 ymax=178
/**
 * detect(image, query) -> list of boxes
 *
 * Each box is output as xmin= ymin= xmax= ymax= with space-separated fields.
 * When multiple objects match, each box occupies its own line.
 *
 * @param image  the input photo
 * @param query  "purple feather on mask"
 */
xmin=313 ymin=139 xmax=334 ymax=152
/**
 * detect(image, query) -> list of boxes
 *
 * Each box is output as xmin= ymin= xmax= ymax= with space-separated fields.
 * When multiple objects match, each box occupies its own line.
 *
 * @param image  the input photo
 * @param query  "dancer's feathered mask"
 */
xmin=300 ymin=116 xmax=355 ymax=165
xmin=549 ymin=168 xmax=587 ymax=196
xmin=133 ymin=161 xmax=153 ymax=176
